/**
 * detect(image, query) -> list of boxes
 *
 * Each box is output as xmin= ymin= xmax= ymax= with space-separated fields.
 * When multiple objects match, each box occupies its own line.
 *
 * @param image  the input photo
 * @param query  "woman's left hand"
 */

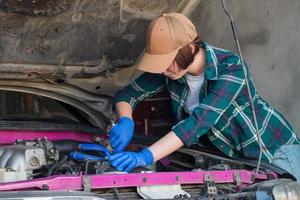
xmin=108 ymin=148 xmax=153 ymax=172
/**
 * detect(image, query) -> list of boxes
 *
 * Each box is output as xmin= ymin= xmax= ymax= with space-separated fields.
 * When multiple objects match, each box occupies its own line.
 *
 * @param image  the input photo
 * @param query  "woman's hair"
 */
xmin=174 ymin=35 xmax=201 ymax=70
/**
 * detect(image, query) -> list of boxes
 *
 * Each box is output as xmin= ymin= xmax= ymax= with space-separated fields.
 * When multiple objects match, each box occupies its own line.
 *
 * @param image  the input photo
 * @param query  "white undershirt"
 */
xmin=184 ymin=73 xmax=205 ymax=114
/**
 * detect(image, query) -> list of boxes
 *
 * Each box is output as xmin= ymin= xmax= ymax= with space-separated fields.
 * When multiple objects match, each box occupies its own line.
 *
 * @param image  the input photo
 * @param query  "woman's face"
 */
xmin=162 ymin=61 xmax=188 ymax=80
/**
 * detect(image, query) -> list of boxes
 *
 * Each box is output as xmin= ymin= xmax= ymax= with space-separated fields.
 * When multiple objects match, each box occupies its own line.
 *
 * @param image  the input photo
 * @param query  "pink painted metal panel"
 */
xmin=0 ymin=176 xmax=83 ymax=191
xmin=89 ymin=170 xmax=268 ymax=188
xmin=0 ymin=170 xmax=269 ymax=191
xmin=0 ymin=130 xmax=106 ymax=144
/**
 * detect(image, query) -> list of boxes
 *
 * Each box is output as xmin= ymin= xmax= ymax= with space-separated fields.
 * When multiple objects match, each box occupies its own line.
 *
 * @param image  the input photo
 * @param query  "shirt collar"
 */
xmin=202 ymin=41 xmax=218 ymax=80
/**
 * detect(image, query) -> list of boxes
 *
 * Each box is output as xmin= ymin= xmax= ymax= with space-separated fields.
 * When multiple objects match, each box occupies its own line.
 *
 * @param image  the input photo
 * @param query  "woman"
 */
xmin=108 ymin=13 xmax=300 ymax=181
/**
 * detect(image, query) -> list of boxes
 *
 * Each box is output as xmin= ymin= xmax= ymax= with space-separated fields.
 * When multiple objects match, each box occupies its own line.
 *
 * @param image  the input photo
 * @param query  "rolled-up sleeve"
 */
xmin=172 ymin=64 xmax=246 ymax=146
xmin=113 ymin=72 xmax=166 ymax=110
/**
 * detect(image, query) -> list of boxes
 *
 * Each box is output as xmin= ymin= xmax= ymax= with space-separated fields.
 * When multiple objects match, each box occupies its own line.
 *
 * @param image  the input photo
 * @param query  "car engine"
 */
xmin=0 ymin=137 xmax=248 ymax=184
xmin=0 ymin=138 xmax=83 ymax=183
xmin=0 ymin=136 xmax=295 ymax=200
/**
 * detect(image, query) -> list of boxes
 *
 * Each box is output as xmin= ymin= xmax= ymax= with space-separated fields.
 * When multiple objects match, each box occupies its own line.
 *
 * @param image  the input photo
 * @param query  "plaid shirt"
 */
xmin=114 ymin=41 xmax=299 ymax=163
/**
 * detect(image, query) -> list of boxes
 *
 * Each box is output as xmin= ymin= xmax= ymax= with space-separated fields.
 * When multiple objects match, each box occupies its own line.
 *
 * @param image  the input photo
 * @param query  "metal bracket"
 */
xmin=82 ymin=176 xmax=92 ymax=192
xmin=203 ymin=174 xmax=218 ymax=199
xmin=234 ymin=172 xmax=241 ymax=186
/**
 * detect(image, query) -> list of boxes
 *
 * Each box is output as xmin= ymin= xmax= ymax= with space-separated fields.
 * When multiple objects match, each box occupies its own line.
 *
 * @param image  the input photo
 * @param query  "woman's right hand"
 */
xmin=109 ymin=116 xmax=134 ymax=153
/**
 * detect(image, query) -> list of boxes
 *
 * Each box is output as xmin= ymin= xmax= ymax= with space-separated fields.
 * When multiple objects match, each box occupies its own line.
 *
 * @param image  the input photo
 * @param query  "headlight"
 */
xmin=273 ymin=182 xmax=300 ymax=200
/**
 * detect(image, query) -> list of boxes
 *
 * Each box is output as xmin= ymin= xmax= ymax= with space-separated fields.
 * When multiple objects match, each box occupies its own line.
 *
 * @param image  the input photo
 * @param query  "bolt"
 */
xmin=42 ymin=184 xmax=49 ymax=190
xmin=30 ymin=156 xmax=40 ymax=166
xmin=176 ymin=176 xmax=181 ymax=181
xmin=142 ymin=177 xmax=148 ymax=183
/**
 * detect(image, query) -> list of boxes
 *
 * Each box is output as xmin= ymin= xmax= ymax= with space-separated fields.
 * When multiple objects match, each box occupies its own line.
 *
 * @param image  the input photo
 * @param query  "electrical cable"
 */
xmin=47 ymin=155 xmax=68 ymax=176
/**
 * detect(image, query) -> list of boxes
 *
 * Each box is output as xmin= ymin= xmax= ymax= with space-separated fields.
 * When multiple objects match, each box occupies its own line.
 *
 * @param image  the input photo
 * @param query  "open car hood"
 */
xmin=0 ymin=0 xmax=201 ymax=97
xmin=0 ymin=0 xmax=202 ymax=131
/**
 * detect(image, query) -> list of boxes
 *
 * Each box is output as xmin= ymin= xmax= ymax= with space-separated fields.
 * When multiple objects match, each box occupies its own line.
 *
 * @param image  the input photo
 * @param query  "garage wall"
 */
xmin=190 ymin=0 xmax=300 ymax=135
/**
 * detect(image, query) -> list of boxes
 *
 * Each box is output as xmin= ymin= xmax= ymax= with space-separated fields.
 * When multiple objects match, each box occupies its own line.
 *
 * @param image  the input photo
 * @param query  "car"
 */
xmin=0 ymin=0 xmax=299 ymax=199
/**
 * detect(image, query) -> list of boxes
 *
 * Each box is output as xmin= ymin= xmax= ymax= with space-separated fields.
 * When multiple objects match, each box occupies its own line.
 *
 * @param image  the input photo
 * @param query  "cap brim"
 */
xmin=136 ymin=49 xmax=179 ymax=74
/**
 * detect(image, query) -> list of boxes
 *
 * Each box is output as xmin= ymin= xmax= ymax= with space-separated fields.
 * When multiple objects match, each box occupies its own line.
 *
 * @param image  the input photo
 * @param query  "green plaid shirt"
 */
xmin=114 ymin=41 xmax=299 ymax=163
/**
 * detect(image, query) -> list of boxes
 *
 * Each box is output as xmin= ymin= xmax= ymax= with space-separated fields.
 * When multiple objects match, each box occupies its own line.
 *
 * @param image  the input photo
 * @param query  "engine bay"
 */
xmin=0 ymin=132 xmax=290 ymax=199
xmin=0 ymin=90 xmax=296 ymax=199
xmin=0 ymin=136 xmax=248 ymax=183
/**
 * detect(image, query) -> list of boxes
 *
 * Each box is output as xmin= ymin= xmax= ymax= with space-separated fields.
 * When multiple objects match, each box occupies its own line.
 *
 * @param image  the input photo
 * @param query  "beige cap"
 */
xmin=137 ymin=12 xmax=197 ymax=74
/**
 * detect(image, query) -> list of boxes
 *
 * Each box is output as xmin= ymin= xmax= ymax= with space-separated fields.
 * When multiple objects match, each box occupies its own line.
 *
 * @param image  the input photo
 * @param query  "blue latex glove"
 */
xmin=108 ymin=148 xmax=153 ymax=172
xmin=109 ymin=117 xmax=134 ymax=153
xmin=69 ymin=143 xmax=111 ymax=161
